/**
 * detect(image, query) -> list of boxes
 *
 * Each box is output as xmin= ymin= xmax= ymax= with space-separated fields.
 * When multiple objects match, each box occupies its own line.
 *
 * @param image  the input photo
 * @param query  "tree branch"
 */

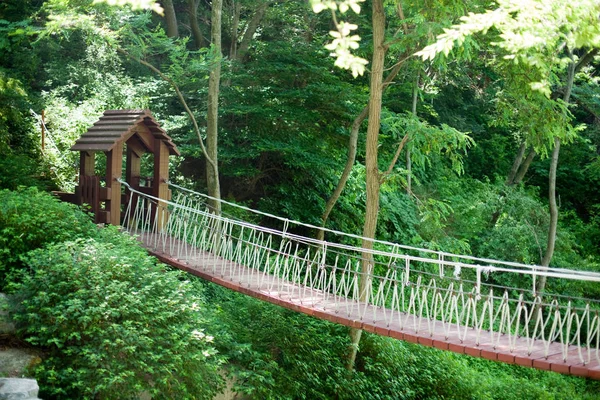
xmin=116 ymin=47 xmax=217 ymax=171
xmin=235 ymin=0 xmax=270 ymax=62
xmin=396 ymin=1 xmax=409 ymax=35
xmin=574 ymin=48 xmax=598 ymax=74
xmin=380 ymin=133 xmax=410 ymax=183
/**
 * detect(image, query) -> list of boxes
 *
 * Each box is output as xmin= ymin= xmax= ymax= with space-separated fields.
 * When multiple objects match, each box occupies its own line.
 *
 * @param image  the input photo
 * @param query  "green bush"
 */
xmin=10 ymin=227 xmax=223 ymax=399
xmin=0 ymin=187 xmax=97 ymax=289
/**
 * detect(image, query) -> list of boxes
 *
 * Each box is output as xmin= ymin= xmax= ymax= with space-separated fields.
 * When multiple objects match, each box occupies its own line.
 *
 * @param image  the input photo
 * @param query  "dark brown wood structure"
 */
xmin=68 ymin=109 xmax=179 ymax=225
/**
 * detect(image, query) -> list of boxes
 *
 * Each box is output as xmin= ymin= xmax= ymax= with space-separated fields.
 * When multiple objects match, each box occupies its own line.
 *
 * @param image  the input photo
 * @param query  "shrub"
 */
xmin=10 ymin=227 xmax=223 ymax=399
xmin=0 ymin=187 xmax=97 ymax=289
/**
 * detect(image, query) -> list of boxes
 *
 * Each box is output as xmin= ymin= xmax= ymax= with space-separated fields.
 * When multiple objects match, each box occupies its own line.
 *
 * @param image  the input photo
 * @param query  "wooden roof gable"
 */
xmin=71 ymin=109 xmax=180 ymax=156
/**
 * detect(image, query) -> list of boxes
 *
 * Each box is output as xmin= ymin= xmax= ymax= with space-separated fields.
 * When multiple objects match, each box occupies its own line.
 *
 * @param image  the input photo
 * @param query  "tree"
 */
xmin=345 ymin=0 xmax=386 ymax=371
xmin=161 ymin=0 xmax=178 ymax=37
xmin=188 ymin=0 xmax=205 ymax=48
xmin=206 ymin=0 xmax=223 ymax=214
xmin=418 ymin=0 xmax=600 ymax=292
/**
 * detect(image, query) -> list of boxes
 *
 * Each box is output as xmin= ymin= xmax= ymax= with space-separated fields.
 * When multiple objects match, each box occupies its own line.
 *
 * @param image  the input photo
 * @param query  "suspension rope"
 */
xmin=165 ymin=181 xmax=600 ymax=282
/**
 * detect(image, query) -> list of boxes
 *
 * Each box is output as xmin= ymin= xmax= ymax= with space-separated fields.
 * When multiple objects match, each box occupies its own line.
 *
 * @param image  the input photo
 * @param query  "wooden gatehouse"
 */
xmin=63 ymin=109 xmax=179 ymax=225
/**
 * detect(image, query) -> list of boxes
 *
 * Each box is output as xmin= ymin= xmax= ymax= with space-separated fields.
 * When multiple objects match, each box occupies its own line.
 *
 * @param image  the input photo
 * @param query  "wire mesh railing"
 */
xmin=120 ymin=181 xmax=600 ymax=366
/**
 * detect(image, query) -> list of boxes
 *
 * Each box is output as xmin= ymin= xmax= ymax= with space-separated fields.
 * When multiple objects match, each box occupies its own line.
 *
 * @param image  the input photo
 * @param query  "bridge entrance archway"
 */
xmin=68 ymin=109 xmax=179 ymax=225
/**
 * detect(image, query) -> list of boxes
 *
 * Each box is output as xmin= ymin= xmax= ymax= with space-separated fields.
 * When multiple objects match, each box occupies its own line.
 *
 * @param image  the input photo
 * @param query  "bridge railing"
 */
xmin=120 ymin=181 xmax=600 ymax=366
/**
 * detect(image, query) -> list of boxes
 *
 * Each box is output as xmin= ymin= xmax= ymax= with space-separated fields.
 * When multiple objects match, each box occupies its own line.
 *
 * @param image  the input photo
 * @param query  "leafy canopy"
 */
xmin=417 ymin=0 xmax=600 ymax=96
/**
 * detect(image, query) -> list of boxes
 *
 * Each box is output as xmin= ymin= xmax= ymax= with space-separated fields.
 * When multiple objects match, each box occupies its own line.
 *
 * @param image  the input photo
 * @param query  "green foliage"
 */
xmin=377 ymin=186 xmax=421 ymax=245
xmin=205 ymin=285 xmax=600 ymax=399
xmin=463 ymin=357 xmax=600 ymax=400
xmin=380 ymin=109 xmax=474 ymax=176
xmin=0 ymin=153 xmax=51 ymax=190
xmin=206 ymin=287 xmax=355 ymax=399
xmin=418 ymin=0 xmax=600 ymax=94
xmin=1 ymin=0 xmax=600 ymax=397
xmin=0 ymin=187 xmax=96 ymax=290
xmin=10 ymin=228 xmax=223 ymax=399
xmin=0 ymin=68 xmax=36 ymax=155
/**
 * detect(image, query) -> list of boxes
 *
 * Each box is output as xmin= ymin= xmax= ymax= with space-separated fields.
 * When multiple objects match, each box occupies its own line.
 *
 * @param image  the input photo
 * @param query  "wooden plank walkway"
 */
xmin=139 ymin=234 xmax=600 ymax=380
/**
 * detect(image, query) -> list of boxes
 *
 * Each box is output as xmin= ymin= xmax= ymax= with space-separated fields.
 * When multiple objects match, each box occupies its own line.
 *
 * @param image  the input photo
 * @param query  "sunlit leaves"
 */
xmin=310 ymin=0 xmax=363 ymax=14
xmin=324 ymin=22 xmax=368 ymax=77
xmin=416 ymin=0 xmax=600 ymax=95
xmin=310 ymin=0 xmax=368 ymax=77
xmin=92 ymin=0 xmax=163 ymax=15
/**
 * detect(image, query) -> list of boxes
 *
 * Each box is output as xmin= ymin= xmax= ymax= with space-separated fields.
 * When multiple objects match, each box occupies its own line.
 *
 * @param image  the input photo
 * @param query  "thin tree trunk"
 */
xmin=407 ymin=73 xmax=419 ymax=195
xmin=536 ymin=50 xmax=575 ymax=297
xmin=491 ymin=144 xmax=536 ymax=227
xmin=317 ymin=54 xmax=412 ymax=241
xmin=506 ymin=142 xmax=527 ymax=185
xmin=229 ymin=1 xmax=241 ymax=59
xmin=513 ymin=148 xmax=535 ymax=185
xmin=346 ymin=0 xmax=386 ymax=372
xmin=317 ymin=106 xmax=368 ymax=241
xmin=116 ymin=47 xmax=216 ymax=171
xmin=162 ymin=0 xmax=179 ymax=38
xmin=235 ymin=1 xmax=269 ymax=62
xmin=188 ymin=0 xmax=204 ymax=49
xmin=206 ymin=0 xmax=223 ymax=215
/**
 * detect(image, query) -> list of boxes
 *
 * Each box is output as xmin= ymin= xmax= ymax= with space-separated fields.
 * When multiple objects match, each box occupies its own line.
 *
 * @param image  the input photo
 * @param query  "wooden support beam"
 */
xmin=153 ymin=139 xmax=170 ymax=230
xmin=80 ymin=151 xmax=95 ymax=176
xmin=135 ymin=125 xmax=155 ymax=152
xmin=105 ymin=145 xmax=123 ymax=226
xmin=126 ymin=145 xmax=142 ymax=187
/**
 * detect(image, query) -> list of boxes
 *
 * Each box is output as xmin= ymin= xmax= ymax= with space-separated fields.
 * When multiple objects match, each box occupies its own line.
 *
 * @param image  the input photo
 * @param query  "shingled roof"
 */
xmin=71 ymin=109 xmax=180 ymax=156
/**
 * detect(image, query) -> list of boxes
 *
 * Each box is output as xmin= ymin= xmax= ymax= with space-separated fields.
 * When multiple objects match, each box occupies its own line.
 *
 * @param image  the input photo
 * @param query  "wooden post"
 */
xmin=126 ymin=145 xmax=142 ymax=188
xmin=76 ymin=151 xmax=96 ymax=209
xmin=125 ymin=143 xmax=142 ymax=220
xmin=79 ymin=151 xmax=95 ymax=177
xmin=106 ymin=145 xmax=123 ymax=226
xmin=153 ymin=139 xmax=170 ymax=230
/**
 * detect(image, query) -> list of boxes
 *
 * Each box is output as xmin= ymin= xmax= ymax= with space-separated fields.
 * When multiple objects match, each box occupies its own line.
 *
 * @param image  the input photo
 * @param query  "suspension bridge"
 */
xmin=120 ymin=180 xmax=600 ymax=380
xmin=61 ymin=109 xmax=600 ymax=380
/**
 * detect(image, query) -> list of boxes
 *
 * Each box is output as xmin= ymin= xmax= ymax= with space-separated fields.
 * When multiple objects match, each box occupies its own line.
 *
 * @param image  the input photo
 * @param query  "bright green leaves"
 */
xmin=380 ymin=109 xmax=474 ymax=176
xmin=417 ymin=0 xmax=600 ymax=96
xmin=92 ymin=0 xmax=163 ymax=14
xmin=0 ymin=188 xmax=97 ymax=290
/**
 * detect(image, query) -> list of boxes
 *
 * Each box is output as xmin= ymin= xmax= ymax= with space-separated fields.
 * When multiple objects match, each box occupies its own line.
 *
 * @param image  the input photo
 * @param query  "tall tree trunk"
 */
xmin=535 ymin=49 xmax=575 ymax=298
xmin=346 ymin=0 xmax=386 ymax=372
xmin=229 ymin=0 xmax=241 ymax=59
xmin=317 ymin=55 xmax=411 ymax=241
xmin=407 ymin=73 xmax=419 ymax=195
xmin=206 ymin=0 xmax=223 ymax=214
xmin=162 ymin=0 xmax=179 ymax=38
xmin=188 ymin=0 xmax=204 ymax=49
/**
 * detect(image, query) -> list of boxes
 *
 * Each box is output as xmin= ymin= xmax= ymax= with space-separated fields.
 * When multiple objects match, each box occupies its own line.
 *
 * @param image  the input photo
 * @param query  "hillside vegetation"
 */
xmin=1 ymin=0 xmax=600 ymax=398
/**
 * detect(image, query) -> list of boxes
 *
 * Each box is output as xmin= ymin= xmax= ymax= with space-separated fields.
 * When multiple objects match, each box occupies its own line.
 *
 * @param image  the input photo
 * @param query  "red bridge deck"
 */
xmin=143 ymin=240 xmax=600 ymax=380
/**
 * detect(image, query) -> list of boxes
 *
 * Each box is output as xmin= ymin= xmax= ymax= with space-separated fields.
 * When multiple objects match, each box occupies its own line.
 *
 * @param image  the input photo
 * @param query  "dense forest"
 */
xmin=1 ymin=0 xmax=600 ymax=398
